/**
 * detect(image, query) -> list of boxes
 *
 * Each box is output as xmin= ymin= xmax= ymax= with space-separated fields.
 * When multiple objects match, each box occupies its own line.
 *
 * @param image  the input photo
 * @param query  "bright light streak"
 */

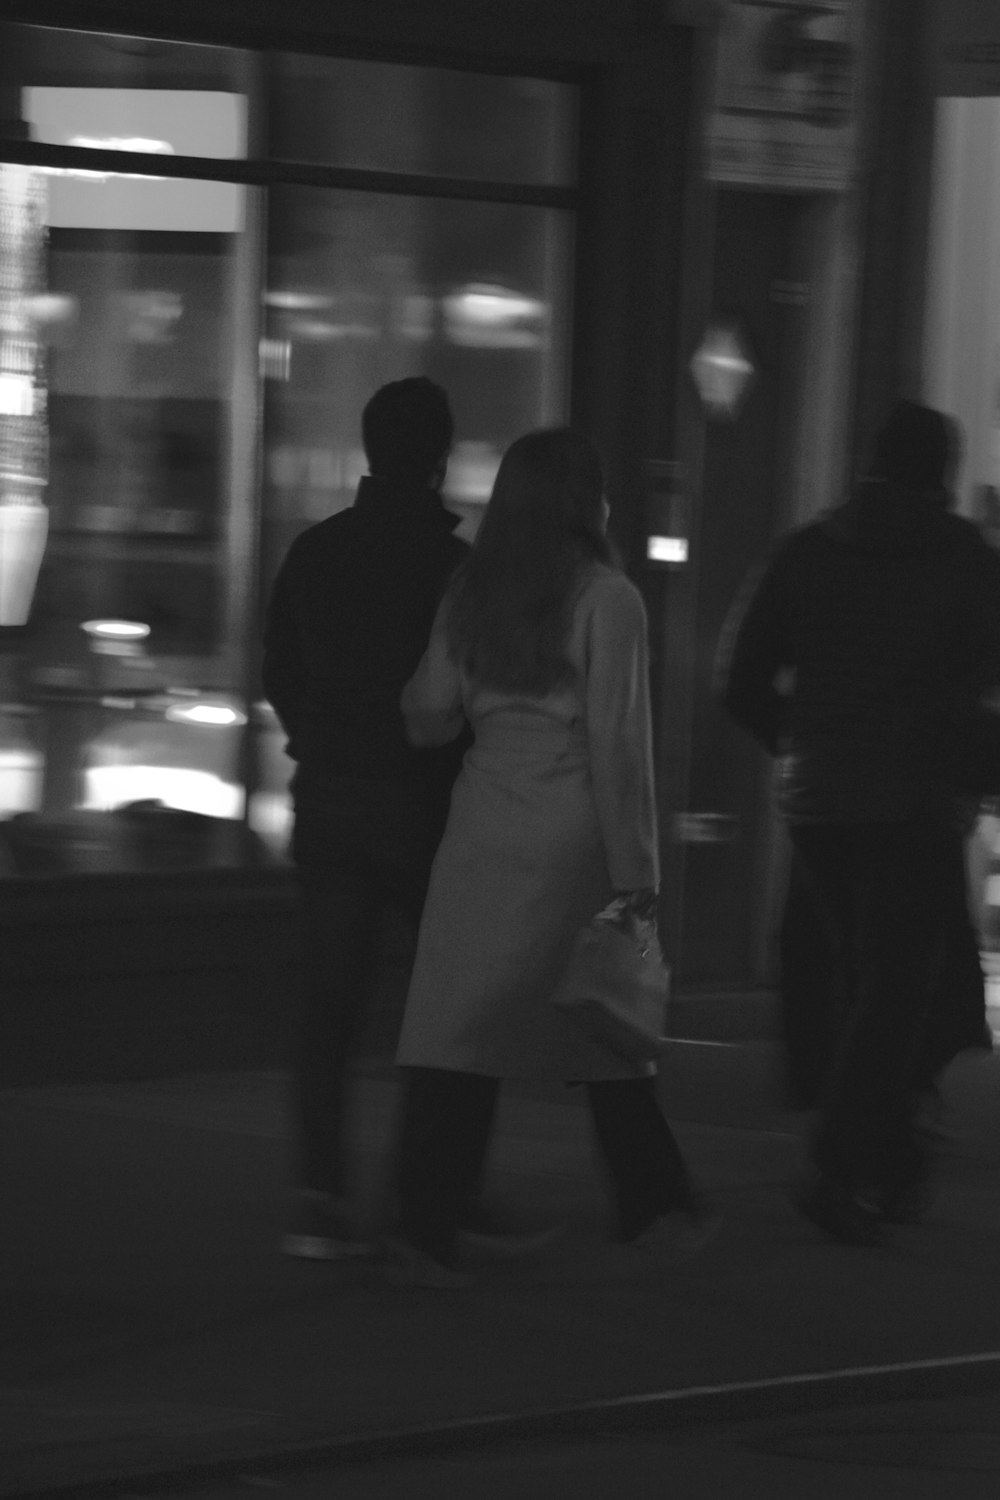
xmin=81 ymin=619 xmax=150 ymax=640
xmin=0 ymin=749 xmax=42 ymax=815
xmin=67 ymin=135 xmax=174 ymax=155
xmin=263 ymin=290 xmax=335 ymax=310
xmin=0 ymin=374 xmax=34 ymax=417
xmin=443 ymin=283 xmax=546 ymax=349
xmin=450 ymin=287 xmax=545 ymax=324
xmin=165 ymin=702 xmax=247 ymax=728
xmin=647 ymin=535 xmax=689 ymax=564
xmin=82 ymin=766 xmax=243 ymax=819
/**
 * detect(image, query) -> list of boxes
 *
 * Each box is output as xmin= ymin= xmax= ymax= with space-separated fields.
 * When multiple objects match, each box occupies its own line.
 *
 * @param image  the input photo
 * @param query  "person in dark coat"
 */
xmin=719 ymin=400 xmax=1000 ymax=1245
xmin=262 ymin=376 xmax=470 ymax=1258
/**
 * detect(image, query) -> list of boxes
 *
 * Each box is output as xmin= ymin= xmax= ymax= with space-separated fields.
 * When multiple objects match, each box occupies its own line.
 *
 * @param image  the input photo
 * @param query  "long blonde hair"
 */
xmin=446 ymin=427 xmax=616 ymax=693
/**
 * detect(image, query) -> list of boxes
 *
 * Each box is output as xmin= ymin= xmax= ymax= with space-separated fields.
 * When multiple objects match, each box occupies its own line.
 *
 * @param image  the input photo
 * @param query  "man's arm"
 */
xmin=400 ymin=597 xmax=466 ymax=747
xmin=716 ymin=551 xmax=790 ymax=756
xmin=967 ymin=529 xmax=1000 ymax=692
xmin=261 ymin=549 xmax=307 ymax=753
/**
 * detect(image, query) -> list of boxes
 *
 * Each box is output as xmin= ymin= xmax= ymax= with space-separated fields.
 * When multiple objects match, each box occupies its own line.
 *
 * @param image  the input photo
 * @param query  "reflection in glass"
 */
xmin=24 ymin=87 xmax=247 ymax=232
xmin=0 ymin=21 xmax=577 ymax=875
xmin=0 ymin=161 xmax=49 ymax=629
xmin=0 ymin=173 xmax=261 ymax=868
xmin=251 ymin=187 xmax=571 ymax=855
xmin=260 ymin=186 xmax=570 ymax=569
xmin=3 ymin=25 xmax=250 ymax=146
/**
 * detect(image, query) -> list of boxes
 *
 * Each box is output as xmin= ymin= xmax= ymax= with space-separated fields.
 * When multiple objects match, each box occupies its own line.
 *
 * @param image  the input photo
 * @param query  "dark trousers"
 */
xmin=782 ymin=830 xmax=989 ymax=1110
xmin=779 ymin=848 xmax=850 ymax=1109
xmin=789 ymin=819 xmax=978 ymax=1199
xmin=291 ymin=776 xmax=448 ymax=1196
xmin=396 ymin=1067 xmax=699 ymax=1262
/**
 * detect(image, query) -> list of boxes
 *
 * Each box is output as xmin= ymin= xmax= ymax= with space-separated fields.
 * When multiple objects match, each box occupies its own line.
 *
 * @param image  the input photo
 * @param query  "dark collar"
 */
xmin=354 ymin=474 xmax=461 ymax=532
xmin=821 ymin=477 xmax=951 ymax=557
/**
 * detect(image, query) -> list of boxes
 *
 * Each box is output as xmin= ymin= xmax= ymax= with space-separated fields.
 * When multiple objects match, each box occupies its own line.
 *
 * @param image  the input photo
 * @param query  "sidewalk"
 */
xmin=2 ymin=1046 xmax=1000 ymax=1497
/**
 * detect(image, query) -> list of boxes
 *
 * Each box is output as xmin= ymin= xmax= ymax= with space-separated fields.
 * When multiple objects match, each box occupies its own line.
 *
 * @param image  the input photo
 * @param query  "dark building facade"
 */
xmin=0 ymin=0 xmax=964 ymax=1078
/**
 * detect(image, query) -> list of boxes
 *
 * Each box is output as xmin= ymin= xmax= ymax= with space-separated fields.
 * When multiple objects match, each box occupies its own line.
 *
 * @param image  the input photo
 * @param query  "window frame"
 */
xmin=0 ymin=24 xmax=583 ymax=872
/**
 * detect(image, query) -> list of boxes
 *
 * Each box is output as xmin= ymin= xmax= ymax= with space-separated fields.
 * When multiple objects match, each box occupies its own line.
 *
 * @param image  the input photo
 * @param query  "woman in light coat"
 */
xmin=388 ymin=428 xmax=711 ymax=1285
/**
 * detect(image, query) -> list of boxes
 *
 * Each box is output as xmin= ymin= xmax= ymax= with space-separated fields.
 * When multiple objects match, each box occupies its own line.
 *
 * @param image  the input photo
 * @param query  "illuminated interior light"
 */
xmin=263 ymin=291 xmax=335 ymax=311
xmin=43 ymin=139 xmax=171 ymax=184
xmin=690 ymin=323 xmax=756 ymax=417
xmin=27 ymin=293 xmax=78 ymax=327
xmin=710 ymin=351 xmax=753 ymax=373
xmin=448 ymin=285 xmax=545 ymax=325
xmin=0 ymin=750 xmax=42 ymax=815
xmin=24 ymin=88 xmax=246 ymax=161
xmin=0 ymin=374 xmax=34 ymax=417
xmin=82 ymin=766 xmax=243 ymax=820
xmin=23 ymin=89 xmax=247 ymax=229
xmin=647 ymin=535 xmax=689 ymax=564
xmin=165 ymin=702 xmax=247 ymax=728
xmin=80 ymin=618 xmax=151 ymax=640
xmin=443 ymin=282 xmax=546 ymax=349
xmin=67 ymin=135 xmax=174 ymax=155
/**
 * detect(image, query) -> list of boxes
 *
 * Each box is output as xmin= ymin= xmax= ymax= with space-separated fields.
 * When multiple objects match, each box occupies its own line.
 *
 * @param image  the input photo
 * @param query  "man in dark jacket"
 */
xmin=720 ymin=400 xmax=1000 ymax=1245
xmin=263 ymin=376 xmax=470 ymax=1258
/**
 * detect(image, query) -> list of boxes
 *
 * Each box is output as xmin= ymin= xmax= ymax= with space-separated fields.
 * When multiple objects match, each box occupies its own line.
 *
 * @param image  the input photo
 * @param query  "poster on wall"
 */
xmin=706 ymin=0 xmax=860 ymax=191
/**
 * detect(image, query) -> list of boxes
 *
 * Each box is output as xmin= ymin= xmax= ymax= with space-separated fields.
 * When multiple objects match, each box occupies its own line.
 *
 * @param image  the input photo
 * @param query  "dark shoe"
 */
xmin=382 ymin=1236 xmax=474 ymax=1290
xmin=792 ymin=1176 xmax=885 ymax=1247
xmin=607 ymin=1206 xmax=724 ymax=1274
xmin=458 ymin=1200 xmax=563 ymax=1260
xmin=630 ymin=1207 xmax=724 ymax=1257
xmin=459 ymin=1224 xmax=564 ymax=1260
xmin=281 ymin=1190 xmax=377 ymax=1261
xmin=878 ymin=1175 xmax=934 ymax=1225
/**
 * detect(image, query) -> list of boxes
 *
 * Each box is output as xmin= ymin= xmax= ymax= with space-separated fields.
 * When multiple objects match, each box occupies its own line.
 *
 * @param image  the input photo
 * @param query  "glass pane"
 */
xmin=250 ymin=184 xmax=572 ymax=854
xmin=0 ymin=156 xmax=263 ymax=876
xmin=3 ymin=23 xmax=249 ymax=155
xmin=270 ymin=53 xmax=576 ymax=185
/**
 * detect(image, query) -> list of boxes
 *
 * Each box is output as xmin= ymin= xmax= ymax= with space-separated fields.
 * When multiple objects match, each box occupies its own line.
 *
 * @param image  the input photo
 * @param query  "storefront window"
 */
xmin=252 ymin=185 xmax=570 ymax=852
xmin=269 ymin=52 xmax=575 ymax=185
xmin=1 ymin=27 xmax=250 ymax=129
xmin=0 ymin=23 xmax=575 ymax=877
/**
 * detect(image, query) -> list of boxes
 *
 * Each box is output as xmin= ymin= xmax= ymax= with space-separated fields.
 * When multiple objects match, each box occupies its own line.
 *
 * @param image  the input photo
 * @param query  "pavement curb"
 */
xmin=11 ymin=1350 xmax=1000 ymax=1499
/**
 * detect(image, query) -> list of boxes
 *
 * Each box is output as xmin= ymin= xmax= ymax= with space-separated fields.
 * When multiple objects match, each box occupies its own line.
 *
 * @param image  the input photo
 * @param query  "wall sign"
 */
xmin=706 ymin=1 xmax=859 ymax=191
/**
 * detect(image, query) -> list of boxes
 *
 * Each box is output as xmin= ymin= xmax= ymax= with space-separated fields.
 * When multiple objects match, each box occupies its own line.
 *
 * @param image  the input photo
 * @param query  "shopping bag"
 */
xmin=550 ymin=903 xmax=670 ymax=1064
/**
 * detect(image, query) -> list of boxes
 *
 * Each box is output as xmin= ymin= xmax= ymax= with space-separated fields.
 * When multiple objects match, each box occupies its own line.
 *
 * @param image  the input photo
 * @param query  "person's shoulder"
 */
xmin=770 ymin=519 xmax=827 ymax=559
xmin=943 ymin=510 xmax=998 ymax=553
xmin=270 ymin=513 xmax=353 ymax=585
xmin=745 ymin=521 xmax=827 ymax=586
xmin=581 ymin=561 xmax=639 ymax=599
xmin=577 ymin=562 xmax=647 ymax=626
xmin=942 ymin=512 xmax=1000 ymax=585
xmin=288 ymin=508 xmax=357 ymax=553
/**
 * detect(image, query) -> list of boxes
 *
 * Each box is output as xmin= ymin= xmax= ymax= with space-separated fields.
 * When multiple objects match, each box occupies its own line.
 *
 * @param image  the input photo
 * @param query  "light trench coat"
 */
xmin=396 ymin=563 xmax=661 ymax=1081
